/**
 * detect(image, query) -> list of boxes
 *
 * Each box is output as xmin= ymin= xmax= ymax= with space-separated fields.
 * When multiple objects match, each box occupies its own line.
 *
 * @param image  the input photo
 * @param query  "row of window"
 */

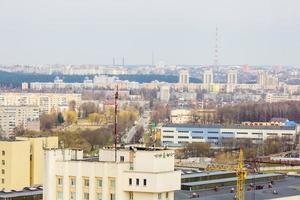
xmin=129 ymin=178 xmax=146 ymax=186
xmin=57 ymin=191 xmax=105 ymax=200
xmin=57 ymin=177 xmax=114 ymax=189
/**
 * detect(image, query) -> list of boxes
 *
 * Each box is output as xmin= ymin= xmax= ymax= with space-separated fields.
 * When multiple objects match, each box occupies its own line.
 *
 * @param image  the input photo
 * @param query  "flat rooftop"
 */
xmin=175 ymin=176 xmax=300 ymax=200
xmin=163 ymin=124 xmax=296 ymax=130
xmin=182 ymin=173 xmax=283 ymax=187
xmin=181 ymin=171 xmax=235 ymax=179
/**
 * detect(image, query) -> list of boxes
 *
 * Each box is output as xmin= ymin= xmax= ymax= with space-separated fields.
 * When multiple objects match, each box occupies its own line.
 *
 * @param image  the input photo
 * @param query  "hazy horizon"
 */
xmin=0 ymin=0 xmax=299 ymax=66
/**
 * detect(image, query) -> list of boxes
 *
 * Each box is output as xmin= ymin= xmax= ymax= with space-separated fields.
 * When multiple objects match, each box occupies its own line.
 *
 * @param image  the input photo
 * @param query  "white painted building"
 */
xmin=43 ymin=147 xmax=181 ymax=200
xmin=161 ymin=124 xmax=297 ymax=146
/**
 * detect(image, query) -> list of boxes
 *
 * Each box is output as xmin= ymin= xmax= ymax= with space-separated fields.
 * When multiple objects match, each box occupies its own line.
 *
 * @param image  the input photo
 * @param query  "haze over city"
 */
xmin=0 ymin=0 xmax=299 ymax=65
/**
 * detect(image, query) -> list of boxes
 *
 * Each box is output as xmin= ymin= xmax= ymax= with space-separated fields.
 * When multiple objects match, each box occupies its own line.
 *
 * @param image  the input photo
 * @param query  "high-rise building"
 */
xmin=203 ymin=69 xmax=214 ymax=85
xmin=0 ymin=106 xmax=40 ymax=137
xmin=0 ymin=136 xmax=58 ymax=191
xmin=160 ymin=85 xmax=170 ymax=102
xmin=43 ymin=147 xmax=181 ymax=200
xmin=179 ymin=70 xmax=189 ymax=84
xmin=227 ymin=69 xmax=238 ymax=85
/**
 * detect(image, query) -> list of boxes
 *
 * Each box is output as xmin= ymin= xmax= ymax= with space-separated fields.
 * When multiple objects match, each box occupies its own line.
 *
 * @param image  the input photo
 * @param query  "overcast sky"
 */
xmin=0 ymin=0 xmax=299 ymax=65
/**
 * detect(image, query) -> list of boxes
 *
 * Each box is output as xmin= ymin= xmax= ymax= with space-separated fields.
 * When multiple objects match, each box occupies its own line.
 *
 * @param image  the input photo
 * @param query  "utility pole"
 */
xmin=114 ymin=85 xmax=119 ymax=162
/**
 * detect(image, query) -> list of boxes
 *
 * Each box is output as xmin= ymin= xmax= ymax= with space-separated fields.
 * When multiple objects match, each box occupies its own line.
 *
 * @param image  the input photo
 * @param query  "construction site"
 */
xmin=175 ymin=148 xmax=300 ymax=200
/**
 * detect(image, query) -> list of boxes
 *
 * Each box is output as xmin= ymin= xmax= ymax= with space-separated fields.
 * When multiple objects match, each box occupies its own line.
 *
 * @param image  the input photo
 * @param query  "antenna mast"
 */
xmin=114 ymin=85 xmax=119 ymax=162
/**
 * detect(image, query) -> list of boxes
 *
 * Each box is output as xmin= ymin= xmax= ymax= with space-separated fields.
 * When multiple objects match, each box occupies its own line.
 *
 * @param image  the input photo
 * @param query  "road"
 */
xmin=125 ymin=111 xmax=150 ymax=143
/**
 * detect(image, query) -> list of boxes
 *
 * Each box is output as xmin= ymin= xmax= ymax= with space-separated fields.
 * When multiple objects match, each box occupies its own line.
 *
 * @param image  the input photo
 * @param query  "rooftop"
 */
xmin=175 ymin=176 xmax=300 ymax=200
xmin=163 ymin=123 xmax=296 ymax=130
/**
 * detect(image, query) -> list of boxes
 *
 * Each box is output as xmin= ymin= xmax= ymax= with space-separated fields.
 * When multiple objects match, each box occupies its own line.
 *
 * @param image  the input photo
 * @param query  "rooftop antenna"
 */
xmin=114 ymin=85 xmax=119 ymax=162
xmin=151 ymin=51 xmax=155 ymax=66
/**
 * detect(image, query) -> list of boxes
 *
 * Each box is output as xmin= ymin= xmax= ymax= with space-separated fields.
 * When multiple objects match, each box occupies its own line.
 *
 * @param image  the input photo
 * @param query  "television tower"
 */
xmin=214 ymin=26 xmax=219 ymax=67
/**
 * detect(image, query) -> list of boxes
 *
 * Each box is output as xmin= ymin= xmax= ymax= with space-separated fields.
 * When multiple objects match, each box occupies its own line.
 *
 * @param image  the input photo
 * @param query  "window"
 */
xmin=143 ymin=179 xmax=147 ymax=186
xmin=192 ymin=131 xmax=203 ymax=133
xmin=97 ymin=179 xmax=102 ymax=188
xmin=70 ymin=177 xmax=76 ymax=187
xmin=129 ymin=192 xmax=133 ymax=200
xmin=120 ymin=156 xmax=125 ymax=162
xmin=110 ymin=179 xmax=116 ymax=189
xmin=178 ymin=130 xmax=189 ymax=133
xmin=222 ymin=132 xmax=233 ymax=134
xmin=97 ymin=193 xmax=102 ymax=200
xmin=84 ymin=178 xmax=89 ymax=187
xmin=1 ymin=160 xmax=4 ymax=165
xmin=163 ymin=136 xmax=174 ymax=138
xmin=1 ymin=151 xmax=5 ymax=156
xmin=84 ymin=193 xmax=89 ymax=200
xmin=129 ymin=178 xmax=132 ymax=186
xmin=237 ymin=132 xmax=248 ymax=135
xmin=1 ymin=169 xmax=4 ymax=174
xmin=57 ymin=177 xmax=63 ymax=186
xmin=192 ymin=136 xmax=203 ymax=139
xmin=70 ymin=192 xmax=76 ymax=200
xmin=178 ymin=136 xmax=189 ymax=139
xmin=110 ymin=193 xmax=115 ymax=200
xmin=136 ymin=178 xmax=139 ymax=186
xmin=163 ymin=130 xmax=174 ymax=133
xmin=158 ymin=193 xmax=162 ymax=199
xmin=57 ymin=192 xmax=63 ymax=200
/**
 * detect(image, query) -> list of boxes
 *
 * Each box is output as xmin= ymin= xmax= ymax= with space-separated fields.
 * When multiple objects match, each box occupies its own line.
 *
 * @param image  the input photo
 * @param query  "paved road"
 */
xmin=125 ymin=111 xmax=150 ymax=143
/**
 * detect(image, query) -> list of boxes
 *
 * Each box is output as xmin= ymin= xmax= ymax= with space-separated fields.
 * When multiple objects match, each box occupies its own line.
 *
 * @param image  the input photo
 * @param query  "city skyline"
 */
xmin=0 ymin=0 xmax=299 ymax=66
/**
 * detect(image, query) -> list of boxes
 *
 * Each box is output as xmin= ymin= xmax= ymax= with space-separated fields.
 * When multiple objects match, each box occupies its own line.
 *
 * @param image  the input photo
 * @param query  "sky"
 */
xmin=0 ymin=0 xmax=299 ymax=66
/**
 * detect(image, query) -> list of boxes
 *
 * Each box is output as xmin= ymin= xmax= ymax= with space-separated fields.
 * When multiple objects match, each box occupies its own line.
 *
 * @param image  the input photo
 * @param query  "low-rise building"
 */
xmin=161 ymin=124 xmax=297 ymax=147
xmin=43 ymin=147 xmax=181 ymax=200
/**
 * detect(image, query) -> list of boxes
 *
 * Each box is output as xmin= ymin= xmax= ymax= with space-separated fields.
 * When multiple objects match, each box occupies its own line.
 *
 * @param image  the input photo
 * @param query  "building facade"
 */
xmin=43 ymin=147 xmax=181 ymax=200
xmin=0 ymin=92 xmax=81 ymax=114
xmin=0 ymin=106 xmax=40 ymax=137
xmin=0 ymin=137 xmax=58 ymax=191
xmin=161 ymin=124 xmax=297 ymax=146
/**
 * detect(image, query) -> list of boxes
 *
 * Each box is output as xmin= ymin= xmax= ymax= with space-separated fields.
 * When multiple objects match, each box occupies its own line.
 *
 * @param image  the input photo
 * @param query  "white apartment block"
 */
xmin=161 ymin=124 xmax=297 ymax=147
xmin=0 ymin=106 xmax=40 ymax=137
xmin=43 ymin=147 xmax=181 ymax=200
xmin=0 ymin=93 xmax=81 ymax=114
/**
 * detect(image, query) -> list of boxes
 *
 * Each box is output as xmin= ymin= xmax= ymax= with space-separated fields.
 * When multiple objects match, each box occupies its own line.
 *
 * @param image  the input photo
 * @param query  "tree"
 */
xmin=79 ymin=102 xmax=98 ymax=118
xmin=88 ymin=113 xmax=105 ymax=125
xmin=57 ymin=112 xmax=65 ymax=125
xmin=40 ymin=113 xmax=57 ymax=130
xmin=64 ymin=111 xmax=78 ymax=125
xmin=69 ymin=100 xmax=76 ymax=111
xmin=184 ymin=142 xmax=211 ymax=157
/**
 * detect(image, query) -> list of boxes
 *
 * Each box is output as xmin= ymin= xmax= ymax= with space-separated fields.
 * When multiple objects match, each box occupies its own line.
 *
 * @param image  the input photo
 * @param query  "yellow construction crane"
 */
xmin=206 ymin=148 xmax=247 ymax=200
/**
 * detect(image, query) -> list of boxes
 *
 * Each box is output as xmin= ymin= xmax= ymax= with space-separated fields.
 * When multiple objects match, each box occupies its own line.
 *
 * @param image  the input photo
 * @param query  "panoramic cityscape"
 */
xmin=0 ymin=0 xmax=300 ymax=200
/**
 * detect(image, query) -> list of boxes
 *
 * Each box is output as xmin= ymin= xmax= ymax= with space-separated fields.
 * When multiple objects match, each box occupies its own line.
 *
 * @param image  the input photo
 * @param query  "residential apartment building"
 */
xmin=0 ymin=106 xmax=40 ymax=137
xmin=44 ymin=147 xmax=181 ymax=200
xmin=0 ymin=92 xmax=81 ymax=114
xmin=0 ymin=136 xmax=58 ymax=191
xmin=160 ymin=124 xmax=297 ymax=146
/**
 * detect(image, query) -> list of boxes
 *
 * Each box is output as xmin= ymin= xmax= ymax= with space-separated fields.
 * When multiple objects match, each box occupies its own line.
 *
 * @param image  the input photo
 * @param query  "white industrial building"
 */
xmin=161 ymin=124 xmax=297 ymax=146
xmin=43 ymin=147 xmax=181 ymax=200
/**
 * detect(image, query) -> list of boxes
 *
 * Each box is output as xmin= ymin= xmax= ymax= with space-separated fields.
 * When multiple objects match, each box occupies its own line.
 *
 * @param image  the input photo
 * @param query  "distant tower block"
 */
xmin=203 ymin=69 xmax=214 ymax=84
xmin=227 ymin=69 xmax=238 ymax=84
xmin=179 ymin=70 xmax=190 ymax=84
